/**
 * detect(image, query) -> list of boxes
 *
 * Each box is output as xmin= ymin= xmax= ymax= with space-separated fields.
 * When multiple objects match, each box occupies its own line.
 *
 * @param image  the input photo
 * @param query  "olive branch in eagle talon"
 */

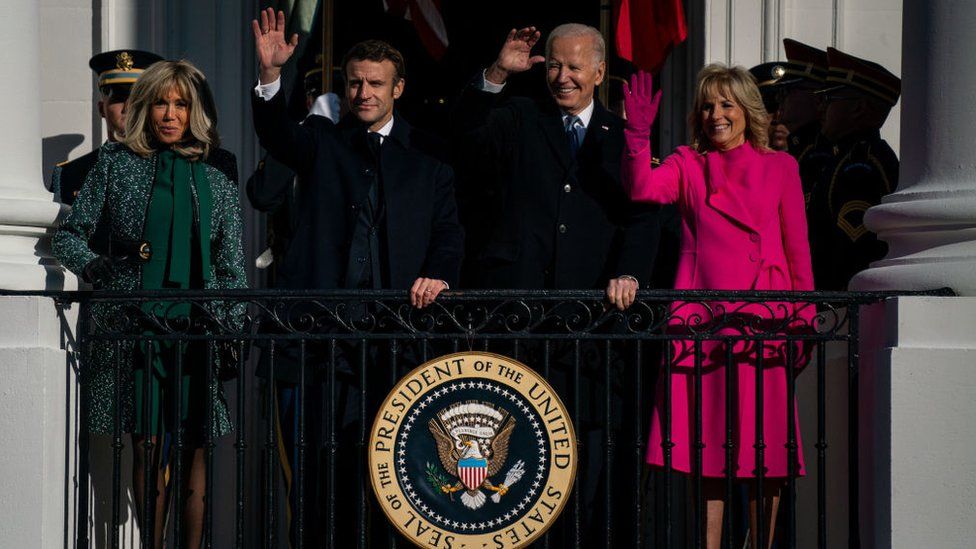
xmin=427 ymin=401 xmax=519 ymax=510
xmin=425 ymin=462 xmax=456 ymax=500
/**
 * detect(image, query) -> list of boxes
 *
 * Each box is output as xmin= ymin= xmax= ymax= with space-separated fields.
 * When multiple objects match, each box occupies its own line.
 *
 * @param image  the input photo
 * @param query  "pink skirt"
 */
xmin=645 ymin=339 xmax=806 ymax=479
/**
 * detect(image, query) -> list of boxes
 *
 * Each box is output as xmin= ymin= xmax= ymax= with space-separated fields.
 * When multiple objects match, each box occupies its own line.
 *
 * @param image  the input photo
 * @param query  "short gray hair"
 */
xmin=545 ymin=23 xmax=606 ymax=65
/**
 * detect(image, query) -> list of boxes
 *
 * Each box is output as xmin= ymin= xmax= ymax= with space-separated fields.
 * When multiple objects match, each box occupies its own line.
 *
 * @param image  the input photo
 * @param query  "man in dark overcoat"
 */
xmin=453 ymin=25 xmax=659 ymax=299
xmin=250 ymin=8 xmax=463 ymax=544
xmin=252 ymin=12 xmax=461 ymax=299
xmin=452 ymin=23 xmax=661 ymax=545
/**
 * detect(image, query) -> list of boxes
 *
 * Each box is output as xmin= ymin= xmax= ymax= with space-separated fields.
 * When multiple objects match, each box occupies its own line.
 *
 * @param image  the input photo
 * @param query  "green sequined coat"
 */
xmin=52 ymin=143 xmax=247 ymax=436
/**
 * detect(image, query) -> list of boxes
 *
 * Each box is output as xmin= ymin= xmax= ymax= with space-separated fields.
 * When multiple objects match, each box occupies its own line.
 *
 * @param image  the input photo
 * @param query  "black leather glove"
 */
xmin=81 ymin=255 xmax=116 ymax=287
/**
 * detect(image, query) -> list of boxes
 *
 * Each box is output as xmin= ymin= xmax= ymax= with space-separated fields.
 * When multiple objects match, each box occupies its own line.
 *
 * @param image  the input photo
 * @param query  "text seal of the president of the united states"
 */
xmin=369 ymin=352 xmax=577 ymax=548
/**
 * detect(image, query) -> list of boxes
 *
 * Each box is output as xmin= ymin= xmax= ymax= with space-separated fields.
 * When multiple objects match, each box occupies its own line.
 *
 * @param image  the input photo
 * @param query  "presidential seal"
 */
xmin=369 ymin=352 xmax=577 ymax=548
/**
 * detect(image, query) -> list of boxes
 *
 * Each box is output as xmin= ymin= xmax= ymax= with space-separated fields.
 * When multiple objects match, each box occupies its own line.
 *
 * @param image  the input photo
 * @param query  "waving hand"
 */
xmin=486 ymin=27 xmax=546 ymax=85
xmin=622 ymin=71 xmax=663 ymax=140
xmin=252 ymin=8 xmax=299 ymax=84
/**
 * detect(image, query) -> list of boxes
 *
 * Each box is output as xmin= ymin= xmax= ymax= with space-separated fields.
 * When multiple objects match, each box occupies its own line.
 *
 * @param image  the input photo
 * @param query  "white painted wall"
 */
xmin=703 ymin=0 xmax=902 ymax=153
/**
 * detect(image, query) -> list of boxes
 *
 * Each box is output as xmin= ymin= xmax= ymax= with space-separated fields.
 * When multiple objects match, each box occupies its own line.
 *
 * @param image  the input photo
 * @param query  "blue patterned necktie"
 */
xmin=565 ymin=115 xmax=584 ymax=156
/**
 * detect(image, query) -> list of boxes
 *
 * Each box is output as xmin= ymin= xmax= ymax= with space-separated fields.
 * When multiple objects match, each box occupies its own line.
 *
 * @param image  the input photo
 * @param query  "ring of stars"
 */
xmin=394 ymin=380 xmax=549 ymax=533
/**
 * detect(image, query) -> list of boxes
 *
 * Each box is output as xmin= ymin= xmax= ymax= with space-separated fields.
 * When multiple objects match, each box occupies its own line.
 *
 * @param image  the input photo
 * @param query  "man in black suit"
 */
xmin=453 ymin=24 xmax=660 ymax=305
xmin=252 ymin=9 xmax=461 ymax=301
xmin=251 ymin=8 xmax=463 ymax=544
xmin=453 ymin=24 xmax=660 ymax=545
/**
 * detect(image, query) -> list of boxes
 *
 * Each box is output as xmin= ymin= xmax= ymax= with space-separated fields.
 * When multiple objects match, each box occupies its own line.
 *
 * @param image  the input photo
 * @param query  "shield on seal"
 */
xmin=457 ymin=456 xmax=488 ymax=490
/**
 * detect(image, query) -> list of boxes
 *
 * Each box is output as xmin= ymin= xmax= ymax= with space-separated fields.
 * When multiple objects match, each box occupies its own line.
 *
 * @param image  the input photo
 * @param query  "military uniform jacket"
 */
xmin=51 ymin=143 xmax=248 ymax=434
xmin=251 ymin=90 xmax=464 ymax=290
xmin=787 ymin=123 xmax=833 ymax=208
xmin=809 ymin=130 xmax=897 ymax=290
xmin=52 ymin=149 xmax=100 ymax=205
xmin=452 ymin=83 xmax=660 ymax=289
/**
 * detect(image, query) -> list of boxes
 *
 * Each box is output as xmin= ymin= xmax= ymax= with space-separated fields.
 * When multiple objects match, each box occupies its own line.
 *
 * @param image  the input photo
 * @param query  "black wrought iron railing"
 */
xmin=29 ymin=288 xmax=950 ymax=548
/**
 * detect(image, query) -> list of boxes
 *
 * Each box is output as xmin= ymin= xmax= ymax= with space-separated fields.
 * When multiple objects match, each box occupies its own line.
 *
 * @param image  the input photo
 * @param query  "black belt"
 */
xmin=109 ymin=238 xmax=153 ymax=263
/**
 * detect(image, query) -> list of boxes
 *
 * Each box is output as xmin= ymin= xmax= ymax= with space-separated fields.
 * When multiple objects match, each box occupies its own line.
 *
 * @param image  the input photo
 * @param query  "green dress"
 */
xmin=133 ymin=151 xmax=220 ymax=439
xmin=52 ymin=144 xmax=246 ymax=437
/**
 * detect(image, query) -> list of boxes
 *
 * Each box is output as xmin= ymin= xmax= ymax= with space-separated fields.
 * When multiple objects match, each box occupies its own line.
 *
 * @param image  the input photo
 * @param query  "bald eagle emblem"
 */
xmin=115 ymin=51 xmax=134 ymax=71
xmin=426 ymin=401 xmax=525 ymax=510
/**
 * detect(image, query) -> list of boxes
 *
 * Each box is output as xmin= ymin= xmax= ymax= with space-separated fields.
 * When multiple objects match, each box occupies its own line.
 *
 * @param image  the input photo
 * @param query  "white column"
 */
xmin=0 ymin=2 xmax=81 ymax=547
xmin=850 ymin=0 xmax=976 ymax=295
xmin=858 ymin=297 xmax=976 ymax=548
xmin=0 ymin=0 xmax=73 ymax=291
xmin=852 ymin=5 xmax=976 ymax=548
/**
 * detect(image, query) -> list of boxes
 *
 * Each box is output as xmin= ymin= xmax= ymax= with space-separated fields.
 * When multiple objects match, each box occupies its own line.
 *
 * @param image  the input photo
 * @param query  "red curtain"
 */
xmin=614 ymin=0 xmax=688 ymax=74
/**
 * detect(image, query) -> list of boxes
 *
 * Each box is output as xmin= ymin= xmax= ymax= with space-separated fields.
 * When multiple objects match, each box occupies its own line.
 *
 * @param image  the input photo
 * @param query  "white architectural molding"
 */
xmin=851 ymin=0 xmax=976 ymax=295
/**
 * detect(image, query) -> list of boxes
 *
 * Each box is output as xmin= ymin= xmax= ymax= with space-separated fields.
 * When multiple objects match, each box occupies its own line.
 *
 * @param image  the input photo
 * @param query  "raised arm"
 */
xmin=250 ymin=8 xmax=317 ymax=173
xmin=484 ymin=27 xmax=546 ymax=86
xmin=253 ymin=7 xmax=298 ymax=86
xmin=451 ymin=28 xmax=543 ymax=162
xmin=621 ymin=71 xmax=681 ymax=204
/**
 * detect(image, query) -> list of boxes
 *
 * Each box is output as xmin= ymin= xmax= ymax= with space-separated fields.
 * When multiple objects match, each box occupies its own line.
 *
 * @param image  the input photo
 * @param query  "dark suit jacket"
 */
xmin=453 ymin=83 xmax=660 ymax=289
xmin=252 ymin=89 xmax=464 ymax=290
xmin=245 ymin=152 xmax=299 ymax=288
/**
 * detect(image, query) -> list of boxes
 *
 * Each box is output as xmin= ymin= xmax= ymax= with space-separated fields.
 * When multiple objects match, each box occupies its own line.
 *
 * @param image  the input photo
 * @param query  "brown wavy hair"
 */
xmin=122 ymin=60 xmax=216 ymax=160
xmin=341 ymin=40 xmax=406 ymax=83
xmin=689 ymin=63 xmax=770 ymax=153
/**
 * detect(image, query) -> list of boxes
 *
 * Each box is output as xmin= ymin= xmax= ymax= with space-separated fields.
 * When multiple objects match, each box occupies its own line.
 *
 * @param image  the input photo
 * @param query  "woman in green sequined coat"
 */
xmin=52 ymin=60 xmax=246 ymax=548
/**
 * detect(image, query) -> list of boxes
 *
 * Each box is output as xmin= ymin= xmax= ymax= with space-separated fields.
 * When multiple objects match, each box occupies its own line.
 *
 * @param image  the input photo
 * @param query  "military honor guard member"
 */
xmin=51 ymin=49 xmax=163 ymax=205
xmin=749 ymin=62 xmax=789 ymax=151
xmin=777 ymin=39 xmax=835 ymax=205
xmin=811 ymin=48 xmax=901 ymax=290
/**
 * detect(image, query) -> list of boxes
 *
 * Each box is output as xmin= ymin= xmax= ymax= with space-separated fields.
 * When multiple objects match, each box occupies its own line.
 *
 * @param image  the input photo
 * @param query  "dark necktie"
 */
xmin=367 ymin=131 xmax=383 ymax=162
xmin=565 ymin=115 xmax=584 ymax=156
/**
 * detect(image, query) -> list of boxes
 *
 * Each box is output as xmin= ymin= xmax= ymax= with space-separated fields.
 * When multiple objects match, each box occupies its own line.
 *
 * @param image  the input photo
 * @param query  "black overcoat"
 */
xmin=252 ymin=90 xmax=464 ymax=290
xmin=452 ymin=83 xmax=661 ymax=289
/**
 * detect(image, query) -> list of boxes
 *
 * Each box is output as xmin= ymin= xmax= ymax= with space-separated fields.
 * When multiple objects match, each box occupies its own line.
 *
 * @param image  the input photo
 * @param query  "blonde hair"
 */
xmin=122 ymin=60 xmax=215 ymax=160
xmin=689 ymin=63 xmax=770 ymax=153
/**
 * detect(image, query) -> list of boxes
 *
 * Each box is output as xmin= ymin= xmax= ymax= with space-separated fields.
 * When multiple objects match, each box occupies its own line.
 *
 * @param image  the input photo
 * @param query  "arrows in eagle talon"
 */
xmin=491 ymin=460 xmax=526 ymax=503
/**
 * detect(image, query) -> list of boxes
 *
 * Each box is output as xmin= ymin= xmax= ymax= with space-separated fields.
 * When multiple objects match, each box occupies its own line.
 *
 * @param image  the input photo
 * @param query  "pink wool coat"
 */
xmin=624 ymin=140 xmax=815 ymax=478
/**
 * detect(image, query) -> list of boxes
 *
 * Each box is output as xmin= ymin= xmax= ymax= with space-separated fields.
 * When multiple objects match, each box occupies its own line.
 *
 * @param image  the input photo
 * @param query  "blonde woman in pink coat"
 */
xmin=622 ymin=65 xmax=814 ymax=548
